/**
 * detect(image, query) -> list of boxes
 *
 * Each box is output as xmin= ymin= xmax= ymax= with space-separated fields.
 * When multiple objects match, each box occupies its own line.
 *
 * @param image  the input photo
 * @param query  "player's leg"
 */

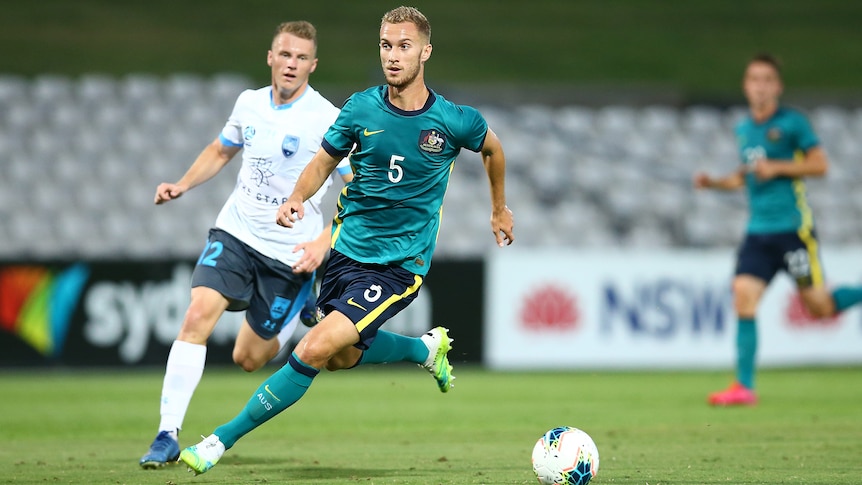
xmin=179 ymin=311 xmax=359 ymax=475
xmin=140 ymin=288 xmax=230 ymax=468
xmin=231 ymin=320 xmax=281 ymax=372
xmin=325 ymin=327 xmax=454 ymax=391
xmin=140 ymin=229 xmax=254 ymax=468
xmin=791 ymin=234 xmax=862 ymax=317
xmin=708 ymin=234 xmax=775 ymax=406
xmin=730 ymin=274 xmax=766 ymax=388
xmin=179 ymin=253 xmax=444 ymax=474
xmin=231 ymin=254 xmax=314 ymax=371
xmin=319 ymin=252 xmax=454 ymax=391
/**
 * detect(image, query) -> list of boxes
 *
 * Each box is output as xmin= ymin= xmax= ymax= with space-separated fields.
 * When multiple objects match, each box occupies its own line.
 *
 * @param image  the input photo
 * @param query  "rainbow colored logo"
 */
xmin=0 ymin=264 xmax=90 ymax=359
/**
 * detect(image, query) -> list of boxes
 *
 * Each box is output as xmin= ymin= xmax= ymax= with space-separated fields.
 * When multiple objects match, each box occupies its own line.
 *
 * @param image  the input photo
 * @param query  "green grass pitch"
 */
xmin=1 ymin=366 xmax=860 ymax=484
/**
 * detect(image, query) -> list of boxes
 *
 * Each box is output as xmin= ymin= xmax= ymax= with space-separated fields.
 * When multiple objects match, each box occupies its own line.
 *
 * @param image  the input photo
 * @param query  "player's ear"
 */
xmin=267 ymin=50 xmax=274 ymax=67
xmin=309 ymin=58 xmax=318 ymax=74
xmin=421 ymin=43 xmax=432 ymax=63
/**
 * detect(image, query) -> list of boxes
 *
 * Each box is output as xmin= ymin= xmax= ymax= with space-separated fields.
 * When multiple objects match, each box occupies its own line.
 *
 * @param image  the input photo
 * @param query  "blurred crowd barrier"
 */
xmin=2 ymin=73 xmax=862 ymax=261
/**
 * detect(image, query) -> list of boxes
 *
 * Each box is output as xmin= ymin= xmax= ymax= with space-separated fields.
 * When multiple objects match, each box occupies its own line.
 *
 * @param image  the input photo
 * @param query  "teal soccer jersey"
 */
xmin=735 ymin=107 xmax=820 ymax=234
xmin=320 ymin=86 xmax=488 ymax=275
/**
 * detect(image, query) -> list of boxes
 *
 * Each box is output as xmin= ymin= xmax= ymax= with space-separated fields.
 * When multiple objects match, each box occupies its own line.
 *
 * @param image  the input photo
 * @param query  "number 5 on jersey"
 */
xmin=389 ymin=155 xmax=404 ymax=183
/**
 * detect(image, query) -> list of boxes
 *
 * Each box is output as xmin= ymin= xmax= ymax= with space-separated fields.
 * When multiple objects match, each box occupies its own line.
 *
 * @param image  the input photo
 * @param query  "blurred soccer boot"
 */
xmin=299 ymin=287 xmax=321 ymax=327
xmin=139 ymin=430 xmax=180 ymax=469
xmin=420 ymin=326 xmax=455 ymax=393
xmin=179 ymin=434 xmax=225 ymax=475
xmin=708 ymin=381 xmax=758 ymax=406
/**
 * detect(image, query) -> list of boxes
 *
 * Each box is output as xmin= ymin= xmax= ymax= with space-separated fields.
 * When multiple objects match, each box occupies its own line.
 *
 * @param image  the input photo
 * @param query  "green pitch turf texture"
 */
xmin=1 ymin=366 xmax=860 ymax=484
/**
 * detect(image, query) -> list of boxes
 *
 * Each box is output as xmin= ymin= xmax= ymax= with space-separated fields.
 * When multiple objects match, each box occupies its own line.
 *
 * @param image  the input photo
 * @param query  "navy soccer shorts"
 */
xmin=734 ymin=230 xmax=825 ymax=288
xmin=317 ymin=250 xmax=423 ymax=350
xmin=191 ymin=228 xmax=313 ymax=339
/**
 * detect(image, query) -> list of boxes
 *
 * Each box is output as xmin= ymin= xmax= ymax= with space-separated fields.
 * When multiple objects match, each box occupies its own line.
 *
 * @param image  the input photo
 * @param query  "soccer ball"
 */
xmin=531 ymin=426 xmax=599 ymax=485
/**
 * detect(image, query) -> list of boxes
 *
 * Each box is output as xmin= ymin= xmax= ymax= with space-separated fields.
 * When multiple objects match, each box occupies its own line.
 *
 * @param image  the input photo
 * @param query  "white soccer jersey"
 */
xmin=215 ymin=85 xmax=349 ymax=266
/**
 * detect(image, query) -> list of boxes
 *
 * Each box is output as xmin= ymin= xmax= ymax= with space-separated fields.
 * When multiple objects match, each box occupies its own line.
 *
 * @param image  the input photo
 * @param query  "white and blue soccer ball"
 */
xmin=531 ymin=426 xmax=599 ymax=485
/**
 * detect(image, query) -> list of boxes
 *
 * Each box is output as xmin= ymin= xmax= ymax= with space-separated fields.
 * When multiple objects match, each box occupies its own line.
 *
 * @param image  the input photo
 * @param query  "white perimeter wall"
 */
xmin=485 ymin=248 xmax=862 ymax=370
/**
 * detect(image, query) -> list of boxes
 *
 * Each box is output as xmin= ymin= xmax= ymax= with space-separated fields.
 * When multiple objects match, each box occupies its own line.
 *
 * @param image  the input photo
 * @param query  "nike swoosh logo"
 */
xmin=346 ymin=297 xmax=368 ymax=311
xmin=363 ymin=128 xmax=385 ymax=136
xmin=264 ymin=385 xmax=281 ymax=402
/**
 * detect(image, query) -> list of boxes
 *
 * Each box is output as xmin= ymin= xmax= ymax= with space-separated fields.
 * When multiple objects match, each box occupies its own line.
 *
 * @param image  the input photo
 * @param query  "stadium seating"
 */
xmin=1 ymin=74 xmax=860 ymax=260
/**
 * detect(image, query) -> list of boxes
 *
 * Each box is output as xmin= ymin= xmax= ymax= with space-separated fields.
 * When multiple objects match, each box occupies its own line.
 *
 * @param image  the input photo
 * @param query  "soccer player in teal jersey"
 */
xmin=178 ymin=6 xmax=514 ymax=474
xmin=694 ymin=54 xmax=862 ymax=406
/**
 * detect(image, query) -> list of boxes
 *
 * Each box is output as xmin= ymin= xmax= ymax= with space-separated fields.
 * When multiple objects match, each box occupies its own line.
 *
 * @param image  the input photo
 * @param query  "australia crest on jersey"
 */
xmin=767 ymin=127 xmax=782 ymax=142
xmin=418 ymin=129 xmax=446 ymax=153
xmin=282 ymin=134 xmax=300 ymax=157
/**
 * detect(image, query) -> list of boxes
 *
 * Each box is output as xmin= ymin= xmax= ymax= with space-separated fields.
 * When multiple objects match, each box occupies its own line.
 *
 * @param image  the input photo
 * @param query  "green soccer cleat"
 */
xmin=420 ymin=326 xmax=455 ymax=393
xmin=179 ymin=434 xmax=225 ymax=476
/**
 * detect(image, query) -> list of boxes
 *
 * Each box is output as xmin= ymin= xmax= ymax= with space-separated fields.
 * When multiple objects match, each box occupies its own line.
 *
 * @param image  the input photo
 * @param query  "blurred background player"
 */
xmin=139 ymin=21 xmax=352 ymax=468
xmin=177 ymin=6 xmax=514 ymax=475
xmin=693 ymin=53 xmax=862 ymax=406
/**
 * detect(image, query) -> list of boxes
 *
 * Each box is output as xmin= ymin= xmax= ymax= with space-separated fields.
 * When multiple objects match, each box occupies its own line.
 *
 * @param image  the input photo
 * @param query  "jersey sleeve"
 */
xmin=219 ymin=90 xmax=251 ymax=147
xmin=321 ymin=95 xmax=357 ymax=158
xmin=455 ymin=105 xmax=489 ymax=152
xmin=792 ymin=111 xmax=820 ymax=152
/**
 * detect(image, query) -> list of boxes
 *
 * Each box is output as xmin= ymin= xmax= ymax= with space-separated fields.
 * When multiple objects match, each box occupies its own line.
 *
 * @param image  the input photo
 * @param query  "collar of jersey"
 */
xmin=748 ymin=105 xmax=784 ymax=126
xmin=383 ymin=86 xmax=436 ymax=116
xmin=270 ymin=85 xmax=309 ymax=110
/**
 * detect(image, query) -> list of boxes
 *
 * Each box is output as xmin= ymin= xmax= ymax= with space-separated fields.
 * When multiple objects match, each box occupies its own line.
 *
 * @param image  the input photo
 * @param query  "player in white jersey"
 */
xmin=139 ymin=21 xmax=352 ymax=469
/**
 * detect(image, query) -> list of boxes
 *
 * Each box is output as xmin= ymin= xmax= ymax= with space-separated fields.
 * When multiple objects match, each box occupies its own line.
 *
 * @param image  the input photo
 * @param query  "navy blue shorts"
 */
xmin=191 ymin=228 xmax=313 ymax=339
xmin=734 ymin=230 xmax=825 ymax=288
xmin=317 ymin=250 xmax=423 ymax=350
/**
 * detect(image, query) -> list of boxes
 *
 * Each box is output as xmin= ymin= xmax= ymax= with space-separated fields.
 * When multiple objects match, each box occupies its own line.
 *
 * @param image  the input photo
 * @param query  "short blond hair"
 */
xmin=273 ymin=21 xmax=317 ymax=52
xmin=381 ymin=6 xmax=431 ymax=43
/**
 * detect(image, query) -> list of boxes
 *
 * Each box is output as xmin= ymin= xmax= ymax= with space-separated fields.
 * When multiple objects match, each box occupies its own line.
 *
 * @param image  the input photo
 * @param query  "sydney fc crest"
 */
xmin=270 ymin=296 xmax=291 ymax=320
xmin=418 ymin=129 xmax=446 ymax=153
xmin=282 ymin=134 xmax=300 ymax=157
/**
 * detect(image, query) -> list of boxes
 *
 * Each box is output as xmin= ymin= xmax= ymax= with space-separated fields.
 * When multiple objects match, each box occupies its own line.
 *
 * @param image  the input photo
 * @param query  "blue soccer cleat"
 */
xmin=139 ymin=430 xmax=180 ymax=469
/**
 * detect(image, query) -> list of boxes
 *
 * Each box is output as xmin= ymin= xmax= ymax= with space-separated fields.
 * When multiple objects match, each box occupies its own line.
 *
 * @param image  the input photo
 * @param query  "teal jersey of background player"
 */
xmin=321 ymin=86 xmax=489 ymax=276
xmin=735 ymin=106 xmax=820 ymax=234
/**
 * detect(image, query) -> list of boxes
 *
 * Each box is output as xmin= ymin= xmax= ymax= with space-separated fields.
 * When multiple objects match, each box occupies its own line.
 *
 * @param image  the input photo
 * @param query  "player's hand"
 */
xmin=291 ymin=237 xmax=328 ymax=273
xmin=692 ymin=172 xmax=711 ymax=189
xmin=750 ymin=159 xmax=778 ymax=181
xmin=276 ymin=195 xmax=305 ymax=227
xmin=154 ymin=183 xmax=187 ymax=204
xmin=491 ymin=205 xmax=514 ymax=247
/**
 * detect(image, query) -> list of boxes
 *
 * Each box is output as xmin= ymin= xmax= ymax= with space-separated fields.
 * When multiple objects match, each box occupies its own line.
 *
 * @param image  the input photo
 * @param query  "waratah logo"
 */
xmin=519 ymin=284 xmax=580 ymax=331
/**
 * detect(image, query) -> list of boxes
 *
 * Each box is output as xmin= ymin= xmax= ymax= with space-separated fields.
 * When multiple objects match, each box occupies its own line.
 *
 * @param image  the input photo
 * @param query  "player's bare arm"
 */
xmin=480 ymin=128 xmax=514 ymax=246
xmin=277 ymin=148 xmax=341 ymax=227
xmin=154 ymin=138 xmax=239 ymax=204
xmin=693 ymin=170 xmax=745 ymax=191
xmin=750 ymin=146 xmax=829 ymax=181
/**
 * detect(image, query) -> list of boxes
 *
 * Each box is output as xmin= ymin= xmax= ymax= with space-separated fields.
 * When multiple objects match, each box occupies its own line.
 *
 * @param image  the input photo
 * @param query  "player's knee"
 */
xmin=232 ymin=349 xmax=265 ymax=372
xmin=177 ymin=307 xmax=215 ymax=343
xmin=802 ymin=299 xmax=833 ymax=318
xmin=732 ymin=293 xmax=756 ymax=315
xmin=294 ymin=340 xmax=333 ymax=369
xmin=732 ymin=281 xmax=759 ymax=314
xmin=799 ymin=288 xmax=836 ymax=318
